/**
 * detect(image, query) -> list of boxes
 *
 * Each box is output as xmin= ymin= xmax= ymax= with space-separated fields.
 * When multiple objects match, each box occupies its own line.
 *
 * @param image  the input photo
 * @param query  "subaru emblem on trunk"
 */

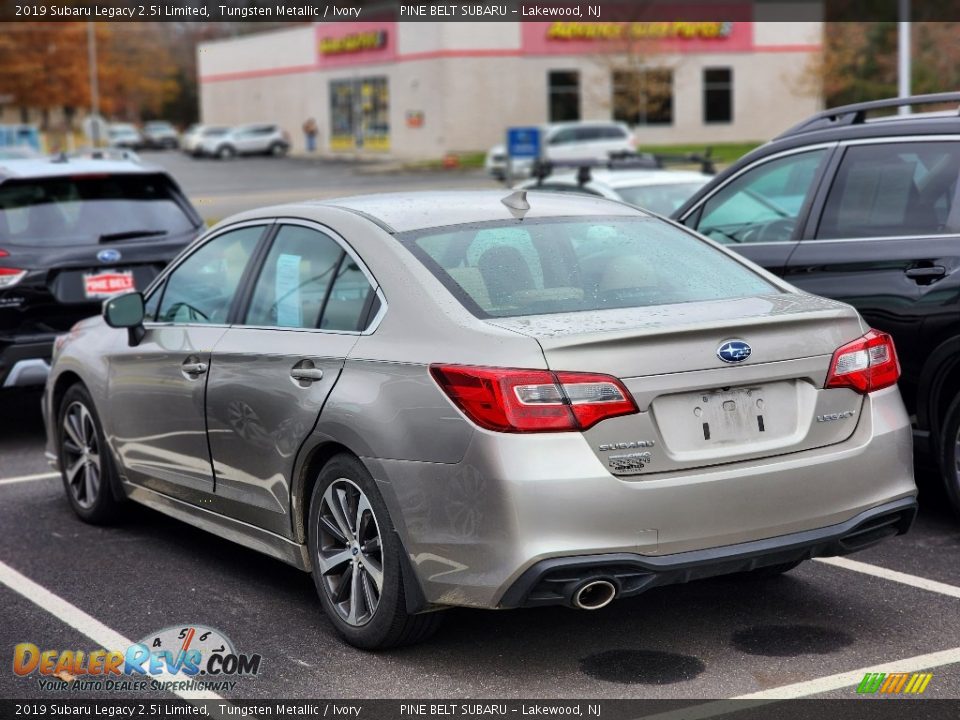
xmin=97 ymin=249 xmax=121 ymax=264
xmin=717 ymin=340 xmax=752 ymax=363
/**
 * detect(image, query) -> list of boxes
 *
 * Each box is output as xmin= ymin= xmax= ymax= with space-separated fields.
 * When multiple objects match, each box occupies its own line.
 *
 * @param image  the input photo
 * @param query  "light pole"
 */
xmin=87 ymin=22 xmax=101 ymax=145
xmin=898 ymin=0 xmax=911 ymax=114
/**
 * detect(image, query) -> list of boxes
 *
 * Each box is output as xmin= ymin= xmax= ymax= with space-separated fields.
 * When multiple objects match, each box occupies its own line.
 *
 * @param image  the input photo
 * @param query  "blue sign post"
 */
xmin=505 ymin=126 xmax=541 ymax=184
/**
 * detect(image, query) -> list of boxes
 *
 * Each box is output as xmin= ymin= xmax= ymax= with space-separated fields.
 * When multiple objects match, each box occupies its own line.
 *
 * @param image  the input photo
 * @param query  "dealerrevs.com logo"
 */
xmin=13 ymin=624 xmax=261 ymax=693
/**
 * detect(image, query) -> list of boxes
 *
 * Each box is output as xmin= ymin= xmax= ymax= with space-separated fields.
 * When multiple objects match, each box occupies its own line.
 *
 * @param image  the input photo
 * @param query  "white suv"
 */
xmin=485 ymin=121 xmax=634 ymax=180
xmin=198 ymin=124 xmax=290 ymax=159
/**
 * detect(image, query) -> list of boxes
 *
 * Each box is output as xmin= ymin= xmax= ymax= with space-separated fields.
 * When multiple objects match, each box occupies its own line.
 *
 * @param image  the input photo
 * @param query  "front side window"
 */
xmin=401 ymin=217 xmax=775 ymax=319
xmin=696 ymin=149 xmax=827 ymax=244
xmin=156 ymin=226 xmax=262 ymax=324
xmin=817 ymin=141 xmax=960 ymax=239
xmin=549 ymin=128 xmax=578 ymax=146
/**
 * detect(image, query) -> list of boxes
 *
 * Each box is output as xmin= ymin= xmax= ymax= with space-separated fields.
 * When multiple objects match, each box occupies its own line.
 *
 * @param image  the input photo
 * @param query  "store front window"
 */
xmin=548 ymin=71 xmax=581 ymax=122
xmin=704 ymin=67 xmax=733 ymax=124
xmin=329 ymin=77 xmax=390 ymax=152
xmin=612 ymin=69 xmax=673 ymax=126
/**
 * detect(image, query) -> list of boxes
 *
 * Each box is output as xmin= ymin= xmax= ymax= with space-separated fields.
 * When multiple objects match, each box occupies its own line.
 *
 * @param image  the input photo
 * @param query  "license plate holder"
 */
xmin=695 ymin=386 xmax=766 ymax=443
xmin=83 ymin=270 xmax=135 ymax=299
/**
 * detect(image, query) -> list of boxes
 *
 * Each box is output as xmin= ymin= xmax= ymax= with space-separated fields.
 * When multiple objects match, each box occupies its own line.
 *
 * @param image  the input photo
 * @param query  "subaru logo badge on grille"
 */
xmin=97 ymin=249 xmax=121 ymax=264
xmin=717 ymin=340 xmax=752 ymax=363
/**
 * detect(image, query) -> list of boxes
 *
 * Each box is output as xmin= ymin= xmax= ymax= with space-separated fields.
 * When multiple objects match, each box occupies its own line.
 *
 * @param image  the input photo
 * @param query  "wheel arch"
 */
xmin=52 ymin=371 xmax=126 ymax=502
xmin=916 ymin=334 xmax=960 ymax=448
xmin=290 ymin=437 xmax=429 ymax=614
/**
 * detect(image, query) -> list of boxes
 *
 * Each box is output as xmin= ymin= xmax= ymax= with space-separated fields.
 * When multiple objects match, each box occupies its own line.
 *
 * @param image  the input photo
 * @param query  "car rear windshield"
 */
xmin=616 ymin=182 xmax=707 ymax=215
xmin=0 ymin=173 xmax=196 ymax=246
xmin=399 ymin=217 xmax=776 ymax=318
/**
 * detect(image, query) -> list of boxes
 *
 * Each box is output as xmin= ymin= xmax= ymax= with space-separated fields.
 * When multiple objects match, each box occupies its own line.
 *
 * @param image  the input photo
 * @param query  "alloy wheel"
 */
xmin=61 ymin=402 xmax=101 ymax=510
xmin=316 ymin=478 xmax=384 ymax=626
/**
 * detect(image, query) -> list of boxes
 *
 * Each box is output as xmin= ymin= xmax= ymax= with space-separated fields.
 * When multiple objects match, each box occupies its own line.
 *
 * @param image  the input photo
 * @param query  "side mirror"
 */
xmin=103 ymin=292 xmax=146 ymax=346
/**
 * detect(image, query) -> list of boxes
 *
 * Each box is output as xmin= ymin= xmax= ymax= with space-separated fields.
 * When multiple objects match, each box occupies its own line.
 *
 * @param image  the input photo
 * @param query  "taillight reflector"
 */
xmin=824 ymin=329 xmax=900 ymax=394
xmin=0 ymin=266 xmax=26 ymax=288
xmin=430 ymin=365 xmax=638 ymax=433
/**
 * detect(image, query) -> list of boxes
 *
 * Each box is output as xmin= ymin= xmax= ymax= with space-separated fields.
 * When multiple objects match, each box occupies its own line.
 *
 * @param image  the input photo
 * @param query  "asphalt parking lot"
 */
xmin=2 ymin=153 xmax=959 ymax=706
xmin=2 ymin=387 xmax=959 ymax=704
xmin=141 ymin=150 xmax=500 ymax=221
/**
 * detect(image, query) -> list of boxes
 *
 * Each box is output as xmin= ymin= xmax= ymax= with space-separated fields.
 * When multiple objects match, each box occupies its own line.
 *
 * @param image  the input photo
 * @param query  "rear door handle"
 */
xmin=905 ymin=266 xmax=946 ymax=281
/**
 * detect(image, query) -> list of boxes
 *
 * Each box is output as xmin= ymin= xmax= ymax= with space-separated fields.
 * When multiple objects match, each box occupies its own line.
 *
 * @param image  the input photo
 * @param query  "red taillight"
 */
xmin=429 ymin=364 xmax=638 ymax=433
xmin=824 ymin=330 xmax=900 ymax=394
xmin=0 ymin=265 xmax=26 ymax=288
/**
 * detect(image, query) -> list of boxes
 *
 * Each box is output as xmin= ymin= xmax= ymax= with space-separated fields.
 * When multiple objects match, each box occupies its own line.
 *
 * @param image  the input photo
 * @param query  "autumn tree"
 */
xmin=0 ymin=22 xmax=180 ymax=128
xmin=806 ymin=22 xmax=960 ymax=108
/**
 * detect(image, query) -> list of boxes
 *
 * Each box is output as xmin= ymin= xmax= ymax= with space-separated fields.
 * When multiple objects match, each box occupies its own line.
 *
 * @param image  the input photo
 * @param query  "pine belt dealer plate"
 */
xmin=83 ymin=270 xmax=134 ymax=299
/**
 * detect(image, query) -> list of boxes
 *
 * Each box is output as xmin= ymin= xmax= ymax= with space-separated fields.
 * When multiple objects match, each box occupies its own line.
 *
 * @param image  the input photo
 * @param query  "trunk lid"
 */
xmin=488 ymin=292 xmax=867 ymax=475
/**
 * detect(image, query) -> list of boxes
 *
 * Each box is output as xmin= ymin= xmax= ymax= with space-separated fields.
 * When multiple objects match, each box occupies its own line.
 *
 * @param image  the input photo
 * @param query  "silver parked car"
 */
xmin=43 ymin=191 xmax=917 ymax=649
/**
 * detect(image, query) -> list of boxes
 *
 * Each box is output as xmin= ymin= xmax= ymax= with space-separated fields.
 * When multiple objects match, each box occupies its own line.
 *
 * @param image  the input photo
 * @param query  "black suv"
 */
xmin=674 ymin=92 xmax=960 ymax=513
xmin=0 ymin=155 xmax=202 ymax=388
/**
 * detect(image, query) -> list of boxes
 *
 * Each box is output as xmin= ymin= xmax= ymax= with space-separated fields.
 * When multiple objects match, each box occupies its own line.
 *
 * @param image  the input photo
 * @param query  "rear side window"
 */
xmin=244 ymin=224 xmax=377 ymax=331
xmin=401 ymin=217 xmax=775 ymax=318
xmin=817 ymin=141 xmax=960 ymax=239
xmin=0 ymin=173 xmax=196 ymax=246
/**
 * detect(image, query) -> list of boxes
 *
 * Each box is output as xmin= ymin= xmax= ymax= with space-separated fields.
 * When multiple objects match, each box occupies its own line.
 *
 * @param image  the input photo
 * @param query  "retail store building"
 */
xmin=198 ymin=18 xmax=822 ymax=158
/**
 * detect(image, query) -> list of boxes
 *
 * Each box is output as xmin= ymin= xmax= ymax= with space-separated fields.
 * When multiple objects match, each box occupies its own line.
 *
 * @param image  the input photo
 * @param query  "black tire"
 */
xmin=938 ymin=392 xmax=960 ymax=516
xmin=269 ymin=142 xmax=287 ymax=157
xmin=734 ymin=560 xmax=804 ymax=579
xmin=217 ymin=145 xmax=236 ymax=160
xmin=57 ymin=384 xmax=124 ymax=525
xmin=307 ymin=454 xmax=442 ymax=649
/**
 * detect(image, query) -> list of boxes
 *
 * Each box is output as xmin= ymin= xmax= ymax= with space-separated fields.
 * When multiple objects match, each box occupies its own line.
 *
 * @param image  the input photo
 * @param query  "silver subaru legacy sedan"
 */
xmin=42 ymin=191 xmax=918 ymax=649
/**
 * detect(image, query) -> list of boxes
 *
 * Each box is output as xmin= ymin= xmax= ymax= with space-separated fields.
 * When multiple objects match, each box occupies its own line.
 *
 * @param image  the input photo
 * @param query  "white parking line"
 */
xmin=640 ymin=646 xmax=960 ymax=719
xmin=0 ymin=559 xmax=222 ymax=701
xmin=815 ymin=556 xmax=960 ymax=599
xmin=0 ymin=471 xmax=59 ymax=485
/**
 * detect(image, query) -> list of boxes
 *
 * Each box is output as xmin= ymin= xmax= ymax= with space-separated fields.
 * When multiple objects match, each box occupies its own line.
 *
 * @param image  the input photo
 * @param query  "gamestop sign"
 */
xmin=316 ymin=22 xmax=397 ymax=67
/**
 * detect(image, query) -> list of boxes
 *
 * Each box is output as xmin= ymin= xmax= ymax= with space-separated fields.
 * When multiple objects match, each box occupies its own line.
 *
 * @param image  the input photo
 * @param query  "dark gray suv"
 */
xmin=674 ymin=92 xmax=960 ymax=514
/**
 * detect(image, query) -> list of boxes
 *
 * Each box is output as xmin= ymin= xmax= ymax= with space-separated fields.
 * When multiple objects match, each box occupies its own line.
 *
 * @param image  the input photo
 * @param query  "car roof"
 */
xmin=529 ymin=169 xmax=710 ymax=189
xmin=235 ymin=190 xmax=648 ymax=233
xmin=0 ymin=157 xmax=163 ymax=181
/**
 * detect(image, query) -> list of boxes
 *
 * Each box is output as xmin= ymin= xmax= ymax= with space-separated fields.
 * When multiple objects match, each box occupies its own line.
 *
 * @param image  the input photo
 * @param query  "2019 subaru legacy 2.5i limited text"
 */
xmin=43 ymin=191 xmax=917 ymax=649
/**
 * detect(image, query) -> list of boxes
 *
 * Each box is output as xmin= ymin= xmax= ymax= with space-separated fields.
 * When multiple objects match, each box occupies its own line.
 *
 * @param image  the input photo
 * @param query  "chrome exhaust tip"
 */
xmin=571 ymin=579 xmax=617 ymax=610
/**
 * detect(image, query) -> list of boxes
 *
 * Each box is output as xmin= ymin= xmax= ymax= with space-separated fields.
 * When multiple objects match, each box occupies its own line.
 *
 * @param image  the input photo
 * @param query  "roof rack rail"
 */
xmin=776 ymin=91 xmax=960 ymax=139
xmin=531 ymin=149 xmax=715 ymax=187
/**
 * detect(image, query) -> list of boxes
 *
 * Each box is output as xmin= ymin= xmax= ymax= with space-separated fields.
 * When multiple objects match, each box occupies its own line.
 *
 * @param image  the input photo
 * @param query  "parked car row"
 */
xmin=107 ymin=121 xmax=181 ymax=151
xmin=181 ymin=123 xmax=290 ymax=159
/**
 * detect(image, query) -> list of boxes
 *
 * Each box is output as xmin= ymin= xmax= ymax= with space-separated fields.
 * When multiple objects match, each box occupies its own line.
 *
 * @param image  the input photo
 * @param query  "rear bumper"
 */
xmin=370 ymin=386 xmax=916 ymax=610
xmin=499 ymin=497 xmax=917 ymax=608
xmin=0 ymin=335 xmax=55 ymax=388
